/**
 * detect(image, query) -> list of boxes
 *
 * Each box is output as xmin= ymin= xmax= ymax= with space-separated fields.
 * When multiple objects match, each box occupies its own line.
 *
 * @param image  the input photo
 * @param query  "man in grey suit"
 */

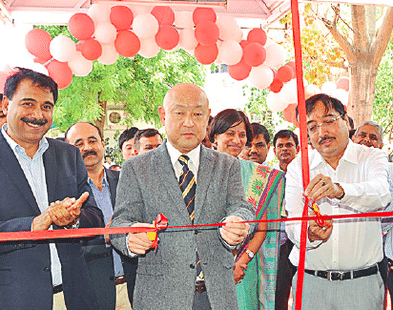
xmin=110 ymin=83 xmax=255 ymax=310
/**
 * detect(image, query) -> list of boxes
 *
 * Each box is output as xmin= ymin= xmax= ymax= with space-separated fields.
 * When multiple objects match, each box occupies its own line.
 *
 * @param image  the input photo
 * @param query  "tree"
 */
xmin=319 ymin=4 xmax=393 ymax=127
xmin=373 ymin=36 xmax=393 ymax=142
xmin=39 ymin=26 xmax=206 ymax=133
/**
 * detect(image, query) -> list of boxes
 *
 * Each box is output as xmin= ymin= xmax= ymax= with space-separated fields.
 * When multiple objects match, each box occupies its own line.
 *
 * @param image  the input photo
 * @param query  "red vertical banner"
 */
xmin=290 ymin=0 xmax=310 ymax=309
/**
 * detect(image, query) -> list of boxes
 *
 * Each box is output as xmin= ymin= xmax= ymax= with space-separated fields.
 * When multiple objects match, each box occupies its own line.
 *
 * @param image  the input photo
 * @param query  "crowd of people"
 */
xmin=0 ymin=67 xmax=393 ymax=310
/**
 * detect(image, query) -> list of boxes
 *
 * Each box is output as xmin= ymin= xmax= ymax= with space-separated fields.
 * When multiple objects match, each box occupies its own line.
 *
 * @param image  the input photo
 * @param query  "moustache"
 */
xmin=318 ymin=136 xmax=335 ymax=145
xmin=82 ymin=150 xmax=97 ymax=158
xmin=21 ymin=117 xmax=48 ymax=126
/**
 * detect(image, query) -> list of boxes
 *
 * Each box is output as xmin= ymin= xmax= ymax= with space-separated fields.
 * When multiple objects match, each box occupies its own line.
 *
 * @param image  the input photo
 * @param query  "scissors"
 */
xmin=308 ymin=201 xmax=331 ymax=228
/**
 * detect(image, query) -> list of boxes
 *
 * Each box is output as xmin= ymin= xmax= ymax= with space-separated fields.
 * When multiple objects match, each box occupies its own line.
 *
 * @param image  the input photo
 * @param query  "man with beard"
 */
xmin=0 ymin=68 xmax=103 ymax=309
xmin=241 ymin=123 xmax=270 ymax=165
xmin=65 ymin=122 xmax=137 ymax=309
xmin=272 ymin=130 xmax=299 ymax=310
xmin=285 ymin=93 xmax=390 ymax=309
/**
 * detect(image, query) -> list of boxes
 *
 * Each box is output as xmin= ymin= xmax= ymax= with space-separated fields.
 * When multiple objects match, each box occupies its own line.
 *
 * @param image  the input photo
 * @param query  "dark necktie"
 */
xmin=178 ymin=155 xmax=203 ymax=280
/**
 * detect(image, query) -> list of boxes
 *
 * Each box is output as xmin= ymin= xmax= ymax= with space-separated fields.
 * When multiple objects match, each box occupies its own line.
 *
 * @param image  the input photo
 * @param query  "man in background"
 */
xmin=65 ymin=122 xmax=137 ymax=309
xmin=133 ymin=128 xmax=163 ymax=155
xmin=119 ymin=126 xmax=138 ymax=161
xmin=272 ymin=129 xmax=299 ymax=310
xmin=241 ymin=122 xmax=270 ymax=165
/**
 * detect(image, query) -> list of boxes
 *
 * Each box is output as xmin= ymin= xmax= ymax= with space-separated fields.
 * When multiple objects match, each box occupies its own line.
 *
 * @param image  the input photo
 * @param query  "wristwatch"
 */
xmin=246 ymin=249 xmax=254 ymax=259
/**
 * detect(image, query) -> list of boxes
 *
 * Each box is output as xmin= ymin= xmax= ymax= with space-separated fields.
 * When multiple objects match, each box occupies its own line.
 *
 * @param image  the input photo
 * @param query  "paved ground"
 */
xmin=53 ymin=283 xmax=132 ymax=310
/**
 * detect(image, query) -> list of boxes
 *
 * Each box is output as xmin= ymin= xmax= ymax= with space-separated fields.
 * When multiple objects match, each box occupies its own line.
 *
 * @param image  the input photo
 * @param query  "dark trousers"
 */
xmin=193 ymin=291 xmax=211 ymax=310
xmin=275 ymin=239 xmax=296 ymax=310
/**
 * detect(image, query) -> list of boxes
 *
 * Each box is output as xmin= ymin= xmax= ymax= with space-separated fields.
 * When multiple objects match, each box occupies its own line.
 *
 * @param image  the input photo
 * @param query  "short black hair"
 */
xmin=105 ymin=155 xmax=111 ymax=160
xmin=134 ymin=128 xmax=163 ymax=151
xmin=119 ymin=127 xmax=139 ymax=150
xmin=273 ymin=129 xmax=299 ymax=147
xmin=64 ymin=122 xmax=103 ymax=142
xmin=297 ymin=93 xmax=346 ymax=120
xmin=4 ymin=68 xmax=58 ymax=104
xmin=0 ymin=94 xmax=5 ymax=119
xmin=251 ymin=123 xmax=270 ymax=145
xmin=208 ymin=109 xmax=253 ymax=145
xmin=347 ymin=116 xmax=354 ymax=130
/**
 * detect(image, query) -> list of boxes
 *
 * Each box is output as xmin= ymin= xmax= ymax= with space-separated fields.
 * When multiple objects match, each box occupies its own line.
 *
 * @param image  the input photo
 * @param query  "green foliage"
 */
xmin=373 ymin=38 xmax=393 ymax=142
xmin=242 ymin=85 xmax=283 ymax=138
xmin=38 ymin=25 xmax=206 ymax=132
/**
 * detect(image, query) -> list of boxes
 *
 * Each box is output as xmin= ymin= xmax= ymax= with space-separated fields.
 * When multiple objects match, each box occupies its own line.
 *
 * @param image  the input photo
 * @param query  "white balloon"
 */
xmin=218 ymin=40 xmax=242 ymax=66
xmin=280 ymin=79 xmax=298 ymax=104
xmin=305 ymin=84 xmax=321 ymax=99
xmin=264 ymin=43 xmax=286 ymax=68
xmin=179 ymin=28 xmax=198 ymax=51
xmin=128 ymin=5 xmax=151 ymax=16
xmin=175 ymin=11 xmax=194 ymax=29
xmin=217 ymin=16 xmax=241 ymax=41
xmin=133 ymin=13 xmax=159 ymax=39
xmin=138 ymin=38 xmax=160 ymax=58
xmin=234 ymin=27 xmax=244 ymax=43
xmin=94 ymin=22 xmax=117 ymax=44
xmin=98 ymin=44 xmax=119 ymax=65
xmin=266 ymin=91 xmax=288 ymax=112
xmin=88 ymin=4 xmax=111 ymax=25
xmin=321 ymin=81 xmax=337 ymax=96
xmin=249 ymin=65 xmax=274 ymax=90
xmin=49 ymin=35 xmax=76 ymax=62
xmin=332 ymin=89 xmax=349 ymax=106
xmin=68 ymin=51 xmax=92 ymax=76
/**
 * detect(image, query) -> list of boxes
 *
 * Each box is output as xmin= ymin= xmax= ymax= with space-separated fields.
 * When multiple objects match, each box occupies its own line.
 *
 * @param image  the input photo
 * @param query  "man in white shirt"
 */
xmin=285 ymin=93 xmax=390 ymax=309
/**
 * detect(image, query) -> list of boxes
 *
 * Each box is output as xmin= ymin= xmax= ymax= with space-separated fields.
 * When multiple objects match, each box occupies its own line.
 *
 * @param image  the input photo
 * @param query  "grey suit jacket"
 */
xmin=110 ymin=141 xmax=255 ymax=310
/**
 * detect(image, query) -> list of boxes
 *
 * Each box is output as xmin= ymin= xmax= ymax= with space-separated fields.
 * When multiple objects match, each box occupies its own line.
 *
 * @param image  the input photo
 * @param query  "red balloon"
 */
xmin=115 ymin=30 xmax=140 ymax=57
xmin=155 ymin=25 xmax=179 ymax=50
xmin=285 ymin=61 xmax=296 ymax=73
xmin=81 ymin=39 xmax=102 ymax=61
xmin=247 ymin=28 xmax=267 ymax=46
xmin=194 ymin=43 xmax=218 ymax=65
xmin=276 ymin=65 xmax=294 ymax=83
xmin=33 ymin=57 xmax=47 ymax=65
xmin=336 ymin=76 xmax=349 ymax=91
xmin=239 ymin=40 xmax=250 ymax=49
xmin=243 ymin=43 xmax=266 ymax=67
xmin=193 ymin=7 xmax=217 ymax=25
xmin=47 ymin=60 xmax=73 ymax=89
xmin=195 ymin=21 xmax=219 ymax=46
xmin=283 ymin=103 xmax=297 ymax=123
xmin=110 ymin=6 xmax=134 ymax=30
xmin=228 ymin=60 xmax=251 ymax=81
xmin=269 ymin=78 xmax=284 ymax=93
xmin=25 ymin=29 xmax=52 ymax=61
xmin=151 ymin=6 xmax=175 ymax=26
xmin=68 ymin=13 xmax=95 ymax=40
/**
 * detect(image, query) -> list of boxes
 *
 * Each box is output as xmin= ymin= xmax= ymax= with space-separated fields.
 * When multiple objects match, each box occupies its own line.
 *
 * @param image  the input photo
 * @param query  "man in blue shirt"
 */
xmin=65 ymin=122 xmax=137 ymax=309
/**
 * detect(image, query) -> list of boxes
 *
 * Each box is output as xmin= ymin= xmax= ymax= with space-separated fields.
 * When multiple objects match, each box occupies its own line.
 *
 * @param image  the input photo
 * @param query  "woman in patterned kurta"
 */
xmin=209 ymin=109 xmax=285 ymax=310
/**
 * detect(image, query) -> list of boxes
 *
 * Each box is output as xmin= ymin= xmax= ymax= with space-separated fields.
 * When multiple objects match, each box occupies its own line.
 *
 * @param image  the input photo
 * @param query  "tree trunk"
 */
xmin=94 ymin=92 xmax=107 ymax=136
xmin=321 ymin=5 xmax=393 ymax=127
xmin=347 ymin=58 xmax=378 ymax=128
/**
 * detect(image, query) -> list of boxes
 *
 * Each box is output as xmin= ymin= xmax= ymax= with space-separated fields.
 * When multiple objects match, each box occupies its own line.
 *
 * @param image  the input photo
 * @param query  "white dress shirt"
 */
xmin=285 ymin=140 xmax=391 ymax=270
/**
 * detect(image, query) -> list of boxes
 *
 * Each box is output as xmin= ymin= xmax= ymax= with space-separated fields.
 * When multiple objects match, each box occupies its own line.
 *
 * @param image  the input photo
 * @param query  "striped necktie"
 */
xmin=178 ymin=155 xmax=203 ymax=280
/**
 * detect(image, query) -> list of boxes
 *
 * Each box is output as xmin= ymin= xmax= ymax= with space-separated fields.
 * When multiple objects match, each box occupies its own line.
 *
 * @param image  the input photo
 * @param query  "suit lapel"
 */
xmin=194 ymin=146 xmax=215 ymax=223
xmin=43 ymin=139 xmax=57 ymax=204
xmin=105 ymin=168 xmax=119 ymax=208
xmin=154 ymin=142 xmax=192 ymax=222
xmin=0 ymin=131 xmax=41 ymax=214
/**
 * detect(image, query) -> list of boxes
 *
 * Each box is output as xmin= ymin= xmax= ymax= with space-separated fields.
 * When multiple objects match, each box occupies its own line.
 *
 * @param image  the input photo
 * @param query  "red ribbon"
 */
xmin=2 ymin=210 xmax=393 ymax=242
xmin=151 ymin=213 xmax=169 ymax=250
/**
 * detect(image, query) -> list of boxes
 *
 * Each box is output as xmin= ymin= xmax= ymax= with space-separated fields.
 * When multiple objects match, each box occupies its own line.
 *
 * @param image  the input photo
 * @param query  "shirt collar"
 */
xmin=2 ymin=123 xmax=49 ymax=157
xmin=166 ymin=140 xmax=201 ymax=170
xmin=310 ymin=138 xmax=356 ymax=170
xmin=88 ymin=167 xmax=109 ymax=187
